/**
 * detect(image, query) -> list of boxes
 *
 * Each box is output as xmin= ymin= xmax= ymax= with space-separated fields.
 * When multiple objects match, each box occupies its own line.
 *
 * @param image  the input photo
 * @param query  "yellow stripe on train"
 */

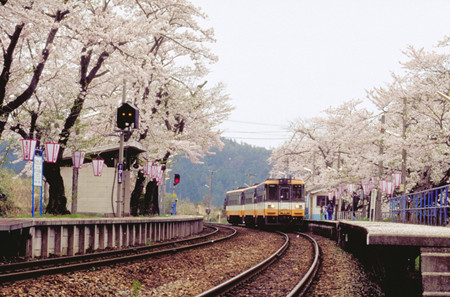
xmin=292 ymin=210 xmax=305 ymax=216
xmin=264 ymin=209 xmax=278 ymax=216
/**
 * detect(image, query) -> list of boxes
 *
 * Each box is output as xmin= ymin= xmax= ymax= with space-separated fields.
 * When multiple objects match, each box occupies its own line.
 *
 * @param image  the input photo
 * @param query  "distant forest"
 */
xmin=167 ymin=138 xmax=272 ymax=207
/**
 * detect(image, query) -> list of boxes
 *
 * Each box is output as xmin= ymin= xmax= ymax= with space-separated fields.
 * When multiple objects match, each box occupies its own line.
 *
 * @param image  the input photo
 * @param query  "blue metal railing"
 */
xmin=386 ymin=184 xmax=449 ymax=226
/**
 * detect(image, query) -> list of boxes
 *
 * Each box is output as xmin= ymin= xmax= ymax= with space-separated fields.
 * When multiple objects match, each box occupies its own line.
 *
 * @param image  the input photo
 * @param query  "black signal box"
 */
xmin=117 ymin=102 xmax=139 ymax=130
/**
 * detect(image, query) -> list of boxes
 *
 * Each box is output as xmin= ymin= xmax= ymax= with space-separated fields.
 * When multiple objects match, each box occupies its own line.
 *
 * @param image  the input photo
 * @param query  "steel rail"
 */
xmin=0 ymin=224 xmax=236 ymax=283
xmin=287 ymin=232 xmax=321 ymax=297
xmin=196 ymin=231 xmax=290 ymax=297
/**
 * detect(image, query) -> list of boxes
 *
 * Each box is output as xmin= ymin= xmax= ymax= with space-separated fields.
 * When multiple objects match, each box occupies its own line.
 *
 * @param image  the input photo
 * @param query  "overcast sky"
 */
xmin=192 ymin=0 xmax=450 ymax=149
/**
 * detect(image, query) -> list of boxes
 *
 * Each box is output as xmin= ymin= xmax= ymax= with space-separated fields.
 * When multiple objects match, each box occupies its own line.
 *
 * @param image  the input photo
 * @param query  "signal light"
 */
xmin=174 ymin=173 xmax=180 ymax=186
xmin=117 ymin=102 xmax=139 ymax=130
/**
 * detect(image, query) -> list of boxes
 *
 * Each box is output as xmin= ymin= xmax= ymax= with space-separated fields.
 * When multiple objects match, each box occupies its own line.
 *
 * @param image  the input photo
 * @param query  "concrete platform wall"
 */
xmin=0 ymin=217 xmax=203 ymax=259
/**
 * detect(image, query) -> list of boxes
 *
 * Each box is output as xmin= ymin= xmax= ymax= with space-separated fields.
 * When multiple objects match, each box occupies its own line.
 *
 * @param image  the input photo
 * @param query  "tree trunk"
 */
xmin=43 ymin=162 xmax=70 ymax=215
xmin=144 ymin=180 xmax=159 ymax=215
xmin=130 ymin=170 xmax=145 ymax=216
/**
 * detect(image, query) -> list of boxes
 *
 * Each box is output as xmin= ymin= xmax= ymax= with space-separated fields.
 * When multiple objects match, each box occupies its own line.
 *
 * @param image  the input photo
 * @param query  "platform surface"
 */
xmin=0 ymin=215 xmax=203 ymax=232
xmin=340 ymin=220 xmax=450 ymax=247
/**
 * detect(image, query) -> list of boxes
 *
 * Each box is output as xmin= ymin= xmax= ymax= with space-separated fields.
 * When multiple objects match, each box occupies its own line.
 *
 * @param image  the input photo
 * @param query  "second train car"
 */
xmin=224 ymin=178 xmax=306 ymax=227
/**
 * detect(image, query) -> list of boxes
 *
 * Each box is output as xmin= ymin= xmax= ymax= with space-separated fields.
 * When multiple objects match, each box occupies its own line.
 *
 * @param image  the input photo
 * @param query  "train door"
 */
xmin=279 ymin=186 xmax=291 ymax=218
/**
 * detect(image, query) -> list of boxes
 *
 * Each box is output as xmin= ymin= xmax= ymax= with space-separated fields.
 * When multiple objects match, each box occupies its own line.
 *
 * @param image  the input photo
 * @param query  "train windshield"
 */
xmin=267 ymin=184 xmax=278 ymax=201
xmin=292 ymin=185 xmax=304 ymax=201
xmin=280 ymin=187 xmax=290 ymax=201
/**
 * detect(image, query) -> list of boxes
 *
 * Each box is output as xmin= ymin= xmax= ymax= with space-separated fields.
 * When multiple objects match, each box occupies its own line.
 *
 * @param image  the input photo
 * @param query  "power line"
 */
xmin=223 ymin=130 xmax=287 ymax=134
xmin=225 ymin=120 xmax=287 ymax=127
xmin=223 ymin=136 xmax=290 ymax=140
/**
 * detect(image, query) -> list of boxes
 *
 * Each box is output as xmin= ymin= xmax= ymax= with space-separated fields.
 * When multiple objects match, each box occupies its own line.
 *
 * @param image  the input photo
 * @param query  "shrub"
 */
xmin=0 ymin=167 xmax=32 ymax=217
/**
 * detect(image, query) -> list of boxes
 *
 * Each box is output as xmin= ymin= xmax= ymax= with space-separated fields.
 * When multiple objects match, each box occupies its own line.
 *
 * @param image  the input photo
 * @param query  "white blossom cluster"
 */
xmin=270 ymin=38 xmax=449 ymax=195
xmin=0 ymin=0 xmax=232 ymax=171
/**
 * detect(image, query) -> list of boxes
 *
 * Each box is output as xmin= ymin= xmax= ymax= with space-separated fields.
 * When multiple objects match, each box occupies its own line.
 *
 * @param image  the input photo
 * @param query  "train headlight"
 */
xmin=268 ymin=204 xmax=275 ymax=209
xmin=295 ymin=204 xmax=303 ymax=209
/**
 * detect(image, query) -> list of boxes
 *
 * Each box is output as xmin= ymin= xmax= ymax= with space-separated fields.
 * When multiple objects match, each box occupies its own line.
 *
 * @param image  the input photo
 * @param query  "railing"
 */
xmin=337 ymin=210 xmax=365 ymax=220
xmin=386 ymin=184 xmax=449 ymax=226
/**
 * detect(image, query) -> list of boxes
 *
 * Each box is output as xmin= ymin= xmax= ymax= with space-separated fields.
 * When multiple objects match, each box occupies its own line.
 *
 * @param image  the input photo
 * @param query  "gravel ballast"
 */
xmin=0 ymin=228 xmax=385 ymax=296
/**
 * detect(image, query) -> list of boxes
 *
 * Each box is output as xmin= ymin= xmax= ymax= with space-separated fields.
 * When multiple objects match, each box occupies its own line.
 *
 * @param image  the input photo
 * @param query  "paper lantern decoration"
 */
xmin=20 ymin=139 xmax=37 ymax=161
xmin=72 ymin=151 xmax=85 ymax=169
xmin=386 ymin=181 xmax=394 ymax=196
xmin=335 ymin=190 xmax=341 ymax=200
xmin=44 ymin=143 xmax=61 ymax=163
xmin=371 ymin=176 xmax=377 ymax=187
xmin=392 ymin=172 xmax=402 ymax=188
xmin=347 ymin=183 xmax=355 ymax=193
xmin=328 ymin=191 xmax=334 ymax=200
xmin=92 ymin=159 xmax=105 ymax=176
xmin=144 ymin=161 xmax=152 ymax=175
xmin=151 ymin=164 xmax=161 ymax=179
xmin=362 ymin=179 xmax=372 ymax=196
xmin=379 ymin=180 xmax=388 ymax=193
xmin=362 ymin=183 xmax=370 ymax=196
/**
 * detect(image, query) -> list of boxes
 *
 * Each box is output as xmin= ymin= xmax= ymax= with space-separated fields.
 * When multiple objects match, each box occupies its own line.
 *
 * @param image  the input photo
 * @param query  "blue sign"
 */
xmin=31 ymin=149 xmax=44 ymax=217
xmin=118 ymin=163 xmax=123 ymax=184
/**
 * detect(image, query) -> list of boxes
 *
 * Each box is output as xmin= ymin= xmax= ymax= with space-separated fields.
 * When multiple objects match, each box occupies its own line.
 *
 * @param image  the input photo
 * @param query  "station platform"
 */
xmin=339 ymin=220 xmax=450 ymax=246
xmin=0 ymin=215 xmax=203 ymax=259
xmin=305 ymin=220 xmax=450 ymax=296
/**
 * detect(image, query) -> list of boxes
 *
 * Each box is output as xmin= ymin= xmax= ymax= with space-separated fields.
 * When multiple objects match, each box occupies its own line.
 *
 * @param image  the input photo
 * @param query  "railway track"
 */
xmin=0 ymin=223 xmax=236 ymax=283
xmin=197 ymin=231 xmax=321 ymax=297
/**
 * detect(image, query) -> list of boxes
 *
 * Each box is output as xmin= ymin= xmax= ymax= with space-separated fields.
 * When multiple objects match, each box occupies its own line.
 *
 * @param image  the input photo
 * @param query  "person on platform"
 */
xmin=171 ymin=199 xmax=177 ymax=215
xmin=326 ymin=201 xmax=334 ymax=220
xmin=320 ymin=206 xmax=324 ymax=220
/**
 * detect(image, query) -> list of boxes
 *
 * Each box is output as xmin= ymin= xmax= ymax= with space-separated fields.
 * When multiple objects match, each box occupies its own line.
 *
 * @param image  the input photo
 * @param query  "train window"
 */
xmin=292 ymin=185 xmax=304 ymax=201
xmin=255 ymin=185 xmax=264 ymax=203
xmin=280 ymin=187 xmax=290 ymax=201
xmin=227 ymin=192 xmax=243 ymax=205
xmin=245 ymin=189 xmax=254 ymax=204
xmin=316 ymin=195 xmax=327 ymax=206
xmin=267 ymin=184 xmax=278 ymax=201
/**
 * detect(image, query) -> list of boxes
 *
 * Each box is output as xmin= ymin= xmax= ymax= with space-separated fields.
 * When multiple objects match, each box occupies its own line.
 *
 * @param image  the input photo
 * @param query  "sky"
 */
xmin=191 ymin=0 xmax=450 ymax=149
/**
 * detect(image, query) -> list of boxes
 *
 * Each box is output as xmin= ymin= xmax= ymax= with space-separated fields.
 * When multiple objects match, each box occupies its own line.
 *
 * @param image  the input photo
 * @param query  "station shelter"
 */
xmin=59 ymin=141 xmax=146 ymax=216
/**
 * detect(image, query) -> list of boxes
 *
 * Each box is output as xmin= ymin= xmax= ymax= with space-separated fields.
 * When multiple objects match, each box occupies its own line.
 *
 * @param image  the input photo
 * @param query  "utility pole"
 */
xmin=116 ymin=80 xmax=126 ymax=217
xmin=375 ymin=113 xmax=385 ymax=221
xmin=248 ymin=173 xmax=255 ymax=185
xmin=207 ymin=170 xmax=215 ymax=221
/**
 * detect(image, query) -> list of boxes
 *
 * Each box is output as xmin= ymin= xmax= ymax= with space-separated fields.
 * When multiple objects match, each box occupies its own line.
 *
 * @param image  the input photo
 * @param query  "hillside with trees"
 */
xmin=168 ymin=138 xmax=272 ymax=207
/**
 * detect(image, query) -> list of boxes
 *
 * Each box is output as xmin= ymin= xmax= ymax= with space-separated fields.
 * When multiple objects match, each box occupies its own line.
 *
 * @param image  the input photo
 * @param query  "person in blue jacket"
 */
xmin=171 ymin=199 xmax=177 ymax=215
xmin=326 ymin=201 xmax=334 ymax=220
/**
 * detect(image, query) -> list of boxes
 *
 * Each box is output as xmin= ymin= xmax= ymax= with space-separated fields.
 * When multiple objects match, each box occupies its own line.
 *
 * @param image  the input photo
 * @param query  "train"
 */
xmin=224 ymin=178 xmax=306 ymax=227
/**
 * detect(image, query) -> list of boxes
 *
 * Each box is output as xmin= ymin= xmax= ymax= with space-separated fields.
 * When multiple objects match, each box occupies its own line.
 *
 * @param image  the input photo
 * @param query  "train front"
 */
xmin=263 ymin=178 xmax=306 ymax=226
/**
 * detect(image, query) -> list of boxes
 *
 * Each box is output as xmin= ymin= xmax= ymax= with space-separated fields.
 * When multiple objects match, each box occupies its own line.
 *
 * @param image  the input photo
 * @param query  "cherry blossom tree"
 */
xmin=270 ymin=99 xmax=376 ymax=190
xmin=1 ymin=1 xmax=232 ymax=214
xmin=271 ymin=38 xmax=449 ymax=198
